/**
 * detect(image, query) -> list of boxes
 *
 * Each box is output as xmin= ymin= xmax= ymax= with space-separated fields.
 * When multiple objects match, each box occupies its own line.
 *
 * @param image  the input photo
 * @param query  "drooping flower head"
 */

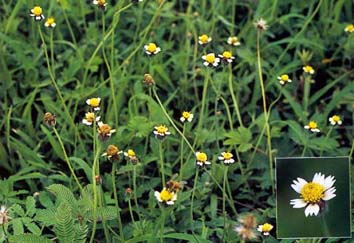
xmin=154 ymin=188 xmax=177 ymax=205
xmin=101 ymin=145 xmax=122 ymax=161
xmin=86 ymin=97 xmax=101 ymax=111
xmin=97 ymin=122 xmax=116 ymax=140
xmin=218 ymin=51 xmax=235 ymax=64
xmin=82 ymin=112 xmax=100 ymax=126
xmin=257 ymin=223 xmax=273 ymax=236
xmin=254 ymin=18 xmax=268 ymax=31
xmin=0 ymin=205 xmax=11 ymax=225
xmin=227 ymin=36 xmax=241 ymax=46
xmin=329 ymin=115 xmax=342 ymax=126
xmin=195 ymin=152 xmax=211 ymax=167
xmin=44 ymin=17 xmax=56 ymax=28
xmin=277 ymin=74 xmax=292 ymax=85
xmin=153 ymin=125 xmax=171 ymax=140
xmin=144 ymin=43 xmax=161 ymax=55
xmin=198 ymin=34 xmax=212 ymax=45
xmin=344 ymin=24 xmax=354 ymax=33
xmin=44 ymin=112 xmax=56 ymax=127
xmin=202 ymin=53 xmax=220 ymax=67
xmin=304 ymin=121 xmax=320 ymax=133
xmin=30 ymin=6 xmax=45 ymax=21
xmin=218 ymin=151 xmax=235 ymax=164
xmin=290 ymin=173 xmax=336 ymax=217
xmin=180 ymin=111 xmax=194 ymax=123
xmin=303 ymin=65 xmax=315 ymax=74
xmin=93 ymin=0 xmax=107 ymax=10
xmin=234 ymin=214 xmax=257 ymax=241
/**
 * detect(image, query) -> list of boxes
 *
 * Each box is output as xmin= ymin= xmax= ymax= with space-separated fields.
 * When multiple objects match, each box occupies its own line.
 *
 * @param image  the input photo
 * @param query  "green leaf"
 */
xmin=25 ymin=196 xmax=36 ymax=217
xmin=54 ymin=202 xmax=76 ymax=243
xmin=8 ymin=234 xmax=53 ymax=243
xmin=238 ymin=143 xmax=253 ymax=153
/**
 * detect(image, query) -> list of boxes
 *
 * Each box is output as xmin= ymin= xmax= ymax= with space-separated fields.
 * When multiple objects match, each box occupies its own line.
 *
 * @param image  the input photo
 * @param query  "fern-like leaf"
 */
xmin=8 ymin=234 xmax=53 ymax=243
xmin=54 ymin=202 xmax=76 ymax=243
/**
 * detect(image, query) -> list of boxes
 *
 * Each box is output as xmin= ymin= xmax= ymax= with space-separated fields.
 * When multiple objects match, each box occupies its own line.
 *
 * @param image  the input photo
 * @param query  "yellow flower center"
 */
xmin=156 ymin=125 xmax=168 ymax=134
xmin=308 ymin=121 xmax=318 ymax=129
xmin=222 ymin=51 xmax=232 ymax=59
xmin=99 ymin=124 xmax=111 ymax=136
xmin=230 ymin=37 xmax=238 ymax=43
xmin=223 ymin=152 xmax=233 ymax=160
xmin=205 ymin=54 xmax=215 ymax=64
xmin=147 ymin=43 xmax=157 ymax=53
xmin=127 ymin=149 xmax=136 ymax=157
xmin=85 ymin=112 xmax=95 ymax=122
xmin=300 ymin=182 xmax=324 ymax=203
xmin=46 ymin=17 xmax=55 ymax=25
xmin=280 ymin=74 xmax=289 ymax=81
xmin=197 ymin=152 xmax=207 ymax=162
xmin=33 ymin=6 xmax=42 ymax=16
xmin=160 ymin=189 xmax=173 ymax=202
xmin=304 ymin=65 xmax=314 ymax=73
xmin=261 ymin=223 xmax=273 ymax=232
xmin=345 ymin=24 xmax=354 ymax=32
xmin=332 ymin=115 xmax=340 ymax=122
xmin=99 ymin=0 xmax=106 ymax=4
xmin=89 ymin=98 xmax=100 ymax=107
xmin=182 ymin=111 xmax=191 ymax=119
xmin=199 ymin=34 xmax=209 ymax=43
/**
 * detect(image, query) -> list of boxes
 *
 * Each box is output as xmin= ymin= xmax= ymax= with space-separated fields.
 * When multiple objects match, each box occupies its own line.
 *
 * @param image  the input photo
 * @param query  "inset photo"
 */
xmin=276 ymin=157 xmax=351 ymax=239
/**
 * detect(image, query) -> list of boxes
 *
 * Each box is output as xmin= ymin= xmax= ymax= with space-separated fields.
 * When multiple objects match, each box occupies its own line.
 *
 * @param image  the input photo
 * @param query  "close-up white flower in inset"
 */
xmin=290 ymin=172 xmax=336 ymax=217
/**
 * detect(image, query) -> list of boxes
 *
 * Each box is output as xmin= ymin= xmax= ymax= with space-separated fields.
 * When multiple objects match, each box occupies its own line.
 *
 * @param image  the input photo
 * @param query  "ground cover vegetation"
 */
xmin=0 ymin=0 xmax=353 ymax=242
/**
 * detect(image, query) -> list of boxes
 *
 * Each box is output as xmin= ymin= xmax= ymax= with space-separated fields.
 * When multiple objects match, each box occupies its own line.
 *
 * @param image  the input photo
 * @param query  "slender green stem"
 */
xmin=52 ymin=127 xmax=83 ymax=193
xmin=49 ymin=30 xmax=55 ymax=78
xmin=98 ymin=185 xmax=110 ymax=243
xmin=228 ymin=65 xmax=244 ymax=127
xmin=256 ymin=30 xmax=274 ymax=193
xmin=190 ymin=169 xmax=199 ymax=233
xmin=158 ymin=142 xmax=166 ymax=186
xmin=320 ymin=127 xmax=333 ymax=156
xmin=222 ymin=166 xmax=228 ymax=242
xmin=196 ymin=70 xmax=210 ymax=135
xmin=179 ymin=124 xmax=186 ymax=180
xmin=152 ymin=87 xmax=195 ymax=154
xmin=128 ymin=198 xmax=136 ymax=225
xmin=303 ymin=74 xmax=311 ymax=117
xmin=111 ymin=162 xmax=124 ymax=241
xmin=160 ymin=209 xmax=166 ymax=243
xmin=133 ymin=165 xmax=142 ymax=222
xmin=301 ymin=141 xmax=308 ymax=157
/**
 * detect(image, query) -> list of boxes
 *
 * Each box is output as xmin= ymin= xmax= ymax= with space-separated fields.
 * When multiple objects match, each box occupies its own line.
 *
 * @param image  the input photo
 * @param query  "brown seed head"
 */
xmin=44 ymin=112 xmax=56 ymax=126
xmin=143 ymin=73 xmax=155 ymax=86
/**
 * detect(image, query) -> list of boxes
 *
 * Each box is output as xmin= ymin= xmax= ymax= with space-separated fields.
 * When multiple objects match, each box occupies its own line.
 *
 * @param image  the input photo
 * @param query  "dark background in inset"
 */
xmin=276 ymin=157 xmax=350 ymax=238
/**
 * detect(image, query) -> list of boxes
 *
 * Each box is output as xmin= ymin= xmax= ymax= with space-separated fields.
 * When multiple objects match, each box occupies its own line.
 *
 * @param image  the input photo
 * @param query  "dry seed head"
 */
xmin=44 ymin=112 xmax=56 ymax=126
xmin=143 ymin=73 xmax=155 ymax=86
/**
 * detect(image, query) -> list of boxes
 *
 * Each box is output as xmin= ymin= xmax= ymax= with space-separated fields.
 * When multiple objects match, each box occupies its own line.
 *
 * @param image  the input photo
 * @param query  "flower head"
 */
xmin=86 ymin=97 xmax=101 ymax=111
xmin=304 ymin=121 xmax=320 ymax=133
xmin=124 ymin=149 xmax=139 ymax=164
xmin=166 ymin=179 xmax=186 ymax=193
xmin=202 ymin=53 xmax=220 ymax=67
xmin=329 ymin=115 xmax=342 ymax=126
xmin=154 ymin=188 xmax=177 ymax=205
xmin=344 ymin=24 xmax=354 ymax=33
xmin=153 ymin=125 xmax=171 ymax=140
xmin=97 ymin=121 xmax=116 ymax=140
xmin=30 ymin=6 xmax=45 ymax=21
xmin=44 ymin=17 xmax=56 ymax=28
xmin=257 ymin=223 xmax=273 ymax=236
xmin=218 ymin=51 xmax=235 ymax=63
xmin=93 ymin=0 xmax=107 ymax=10
xmin=180 ymin=111 xmax=194 ymax=123
xmin=144 ymin=43 xmax=161 ymax=55
xmin=218 ymin=151 xmax=235 ymax=164
xmin=227 ymin=36 xmax=241 ymax=46
xmin=235 ymin=214 xmax=257 ymax=240
xmin=0 ymin=205 xmax=11 ymax=225
xmin=254 ymin=18 xmax=268 ymax=31
xmin=290 ymin=173 xmax=336 ymax=217
xmin=303 ymin=65 xmax=315 ymax=74
xmin=277 ymin=74 xmax=292 ymax=85
xmin=143 ymin=73 xmax=155 ymax=86
xmin=195 ymin=152 xmax=211 ymax=167
xmin=82 ymin=112 xmax=100 ymax=126
xmin=44 ymin=112 xmax=56 ymax=127
xmin=198 ymin=34 xmax=212 ymax=45
xmin=102 ymin=145 xmax=122 ymax=161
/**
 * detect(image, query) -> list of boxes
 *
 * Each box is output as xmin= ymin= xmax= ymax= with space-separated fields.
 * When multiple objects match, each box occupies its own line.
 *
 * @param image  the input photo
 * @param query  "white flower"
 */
xmin=195 ymin=152 xmax=211 ymax=167
xmin=144 ymin=43 xmax=161 ymax=55
xmin=329 ymin=115 xmax=342 ymax=126
xmin=154 ymin=188 xmax=177 ymax=205
xmin=180 ymin=111 xmax=193 ymax=123
xmin=304 ymin=121 xmax=320 ymax=133
xmin=82 ymin=112 xmax=100 ymax=126
xmin=30 ymin=6 xmax=45 ymax=21
xmin=257 ymin=223 xmax=273 ymax=236
xmin=290 ymin=173 xmax=336 ymax=217
xmin=202 ymin=53 xmax=220 ymax=67
xmin=86 ymin=97 xmax=101 ymax=111
xmin=218 ymin=151 xmax=235 ymax=164
xmin=227 ymin=36 xmax=241 ymax=46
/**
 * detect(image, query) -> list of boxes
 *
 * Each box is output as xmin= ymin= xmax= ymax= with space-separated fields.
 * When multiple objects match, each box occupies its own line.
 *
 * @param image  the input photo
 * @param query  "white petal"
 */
xmin=257 ymin=225 xmax=262 ymax=232
xmin=203 ymin=62 xmax=209 ymax=66
xmin=305 ymin=204 xmax=320 ymax=217
xmin=166 ymin=200 xmax=174 ymax=205
xmin=290 ymin=199 xmax=307 ymax=208
xmin=313 ymin=173 xmax=325 ymax=184
xmin=218 ymin=156 xmax=224 ymax=160
xmin=291 ymin=177 xmax=307 ymax=193
xmin=304 ymin=125 xmax=309 ymax=129
xmin=338 ymin=120 xmax=342 ymax=125
xmin=323 ymin=187 xmax=336 ymax=201
xmin=323 ymin=175 xmax=335 ymax=190
xmin=154 ymin=191 xmax=162 ymax=202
